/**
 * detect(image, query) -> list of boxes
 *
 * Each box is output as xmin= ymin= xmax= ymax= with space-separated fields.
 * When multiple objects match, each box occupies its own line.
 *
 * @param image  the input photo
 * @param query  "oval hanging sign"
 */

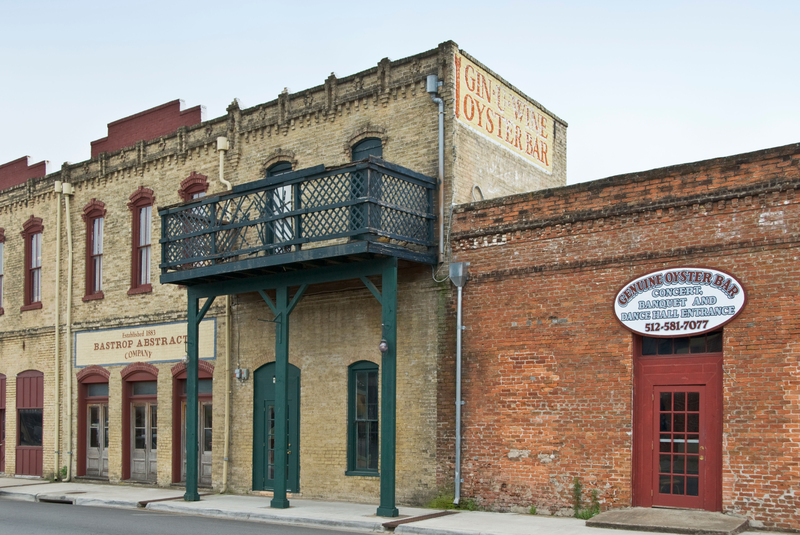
xmin=614 ymin=267 xmax=746 ymax=337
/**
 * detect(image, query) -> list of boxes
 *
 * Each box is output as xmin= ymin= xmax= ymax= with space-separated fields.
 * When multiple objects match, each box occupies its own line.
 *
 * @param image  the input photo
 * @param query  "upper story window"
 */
xmin=0 ymin=228 xmax=4 ymax=315
xmin=127 ymin=187 xmax=155 ymax=295
xmin=178 ymin=172 xmax=209 ymax=202
xmin=82 ymin=200 xmax=106 ymax=301
xmin=351 ymin=137 xmax=383 ymax=161
xmin=266 ymin=161 xmax=293 ymax=177
xmin=21 ymin=216 xmax=44 ymax=311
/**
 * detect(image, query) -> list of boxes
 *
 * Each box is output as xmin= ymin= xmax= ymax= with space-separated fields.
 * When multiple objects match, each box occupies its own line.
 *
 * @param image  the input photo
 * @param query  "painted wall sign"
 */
xmin=454 ymin=51 xmax=554 ymax=173
xmin=614 ymin=267 xmax=746 ymax=337
xmin=74 ymin=319 xmax=216 ymax=367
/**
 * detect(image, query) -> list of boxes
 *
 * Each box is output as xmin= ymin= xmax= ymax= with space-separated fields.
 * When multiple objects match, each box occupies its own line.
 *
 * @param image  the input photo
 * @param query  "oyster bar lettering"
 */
xmin=454 ymin=51 xmax=555 ymax=172
xmin=75 ymin=319 xmax=216 ymax=367
xmin=614 ymin=267 xmax=746 ymax=337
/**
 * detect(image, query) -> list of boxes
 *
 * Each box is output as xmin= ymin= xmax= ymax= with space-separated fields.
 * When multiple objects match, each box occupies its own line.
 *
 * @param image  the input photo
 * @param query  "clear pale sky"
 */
xmin=1 ymin=0 xmax=797 ymax=185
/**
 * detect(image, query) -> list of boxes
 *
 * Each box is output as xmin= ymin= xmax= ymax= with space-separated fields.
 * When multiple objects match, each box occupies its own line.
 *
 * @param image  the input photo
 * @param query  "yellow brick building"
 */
xmin=0 ymin=41 xmax=566 ymax=512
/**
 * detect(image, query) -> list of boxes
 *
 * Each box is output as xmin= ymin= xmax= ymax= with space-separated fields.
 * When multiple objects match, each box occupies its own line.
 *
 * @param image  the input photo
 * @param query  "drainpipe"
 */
xmin=53 ymin=181 xmax=62 ymax=479
xmin=426 ymin=75 xmax=445 ymax=263
xmin=217 ymin=137 xmax=232 ymax=492
xmin=63 ymin=182 xmax=74 ymax=481
xmin=449 ymin=262 xmax=469 ymax=505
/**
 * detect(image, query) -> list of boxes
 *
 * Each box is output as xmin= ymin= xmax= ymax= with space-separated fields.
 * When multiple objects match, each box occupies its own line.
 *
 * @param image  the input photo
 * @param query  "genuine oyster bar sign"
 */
xmin=614 ymin=267 xmax=746 ymax=337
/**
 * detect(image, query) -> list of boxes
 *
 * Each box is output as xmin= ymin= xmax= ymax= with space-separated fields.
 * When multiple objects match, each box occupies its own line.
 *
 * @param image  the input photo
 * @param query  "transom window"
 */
xmin=347 ymin=361 xmax=379 ymax=475
xmin=641 ymin=331 xmax=722 ymax=356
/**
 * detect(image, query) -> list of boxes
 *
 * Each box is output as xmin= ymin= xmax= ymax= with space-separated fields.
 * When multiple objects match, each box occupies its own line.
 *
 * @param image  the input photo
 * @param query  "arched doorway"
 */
xmin=77 ymin=366 xmax=110 ymax=478
xmin=121 ymin=363 xmax=159 ymax=482
xmin=172 ymin=361 xmax=214 ymax=487
xmin=253 ymin=362 xmax=300 ymax=492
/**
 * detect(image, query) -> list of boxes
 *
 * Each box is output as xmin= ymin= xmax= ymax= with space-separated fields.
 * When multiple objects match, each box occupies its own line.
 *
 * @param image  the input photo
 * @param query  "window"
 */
xmin=266 ymin=162 xmax=295 ymax=251
xmin=178 ymin=172 xmax=209 ymax=202
xmin=127 ymin=187 xmax=155 ymax=295
xmin=82 ymin=200 xmax=106 ymax=301
xmin=347 ymin=361 xmax=379 ymax=475
xmin=0 ymin=228 xmax=5 ymax=315
xmin=641 ymin=331 xmax=723 ymax=356
xmin=351 ymin=137 xmax=383 ymax=161
xmin=21 ymin=216 xmax=44 ymax=311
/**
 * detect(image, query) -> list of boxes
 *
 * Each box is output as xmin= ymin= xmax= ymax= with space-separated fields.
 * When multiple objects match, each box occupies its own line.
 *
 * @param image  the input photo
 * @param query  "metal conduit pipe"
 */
xmin=63 ymin=182 xmax=75 ymax=480
xmin=217 ymin=136 xmax=233 ymax=492
xmin=53 ymin=181 xmax=62 ymax=479
xmin=427 ymin=75 xmax=445 ymax=263
xmin=449 ymin=262 xmax=469 ymax=505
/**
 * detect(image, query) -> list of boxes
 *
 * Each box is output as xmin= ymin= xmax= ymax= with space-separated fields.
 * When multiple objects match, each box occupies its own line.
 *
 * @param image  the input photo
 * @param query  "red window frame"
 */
xmin=178 ymin=172 xmax=209 ymax=202
xmin=21 ymin=216 xmax=44 ymax=311
xmin=127 ymin=187 xmax=155 ymax=295
xmin=82 ymin=200 xmax=106 ymax=301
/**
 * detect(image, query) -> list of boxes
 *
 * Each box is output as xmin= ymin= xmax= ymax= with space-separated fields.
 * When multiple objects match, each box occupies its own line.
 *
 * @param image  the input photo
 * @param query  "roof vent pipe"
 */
xmin=450 ymin=261 xmax=469 ymax=505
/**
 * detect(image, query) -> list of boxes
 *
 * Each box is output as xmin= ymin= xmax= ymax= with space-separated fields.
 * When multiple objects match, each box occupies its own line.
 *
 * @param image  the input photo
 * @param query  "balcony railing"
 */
xmin=159 ymin=157 xmax=437 ymax=284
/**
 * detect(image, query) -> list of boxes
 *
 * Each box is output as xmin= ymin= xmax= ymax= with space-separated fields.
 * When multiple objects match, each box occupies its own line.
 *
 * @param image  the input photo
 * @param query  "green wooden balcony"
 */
xmin=159 ymin=157 xmax=437 ymax=285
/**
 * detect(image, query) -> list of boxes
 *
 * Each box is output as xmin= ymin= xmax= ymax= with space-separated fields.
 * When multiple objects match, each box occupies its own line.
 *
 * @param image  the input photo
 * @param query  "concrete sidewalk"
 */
xmin=0 ymin=478 xmax=775 ymax=535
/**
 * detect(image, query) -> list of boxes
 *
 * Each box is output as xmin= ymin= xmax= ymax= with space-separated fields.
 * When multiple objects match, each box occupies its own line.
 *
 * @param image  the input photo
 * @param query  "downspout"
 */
xmin=449 ymin=262 xmax=469 ymax=505
xmin=426 ymin=75 xmax=445 ymax=263
xmin=53 ymin=181 xmax=62 ymax=479
xmin=217 ymin=137 xmax=232 ymax=492
xmin=63 ymin=182 xmax=75 ymax=481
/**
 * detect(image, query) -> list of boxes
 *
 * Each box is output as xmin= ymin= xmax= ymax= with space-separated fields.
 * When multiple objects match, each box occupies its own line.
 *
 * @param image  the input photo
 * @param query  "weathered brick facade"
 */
xmin=0 ymin=41 xmax=566 ymax=510
xmin=447 ymin=143 xmax=800 ymax=530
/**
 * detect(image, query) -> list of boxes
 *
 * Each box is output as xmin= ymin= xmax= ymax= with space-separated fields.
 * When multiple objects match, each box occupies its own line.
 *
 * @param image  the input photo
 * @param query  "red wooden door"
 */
xmin=1 ymin=374 xmax=5 ymax=472
xmin=633 ymin=334 xmax=722 ymax=511
xmin=16 ymin=370 xmax=43 ymax=476
xmin=652 ymin=386 xmax=705 ymax=508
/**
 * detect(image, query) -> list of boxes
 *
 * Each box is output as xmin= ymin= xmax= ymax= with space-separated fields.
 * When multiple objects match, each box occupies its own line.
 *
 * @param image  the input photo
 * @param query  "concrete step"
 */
xmin=586 ymin=507 xmax=748 ymax=535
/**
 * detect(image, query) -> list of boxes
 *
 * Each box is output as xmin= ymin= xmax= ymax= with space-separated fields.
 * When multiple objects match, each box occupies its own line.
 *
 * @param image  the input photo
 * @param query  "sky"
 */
xmin=1 ymin=0 xmax=798 ymax=186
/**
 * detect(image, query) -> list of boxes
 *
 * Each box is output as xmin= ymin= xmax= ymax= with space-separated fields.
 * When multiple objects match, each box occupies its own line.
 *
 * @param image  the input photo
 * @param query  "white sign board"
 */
xmin=614 ymin=267 xmax=746 ymax=337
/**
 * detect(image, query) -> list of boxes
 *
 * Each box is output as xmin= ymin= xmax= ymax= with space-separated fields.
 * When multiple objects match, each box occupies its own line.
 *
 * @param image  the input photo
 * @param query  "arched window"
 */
xmin=351 ymin=138 xmax=383 ymax=161
xmin=266 ymin=161 xmax=293 ymax=177
xmin=178 ymin=172 xmax=209 ymax=202
xmin=82 ymin=200 xmax=106 ymax=301
xmin=347 ymin=360 xmax=379 ymax=475
xmin=21 ymin=216 xmax=44 ymax=311
xmin=127 ymin=187 xmax=155 ymax=295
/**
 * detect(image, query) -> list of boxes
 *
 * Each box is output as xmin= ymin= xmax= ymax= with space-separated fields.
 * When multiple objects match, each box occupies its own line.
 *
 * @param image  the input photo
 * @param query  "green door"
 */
xmin=253 ymin=362 xmax=300 ymax=492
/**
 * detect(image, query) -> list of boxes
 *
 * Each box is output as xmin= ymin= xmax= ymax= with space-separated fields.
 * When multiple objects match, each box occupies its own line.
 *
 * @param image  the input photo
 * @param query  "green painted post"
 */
xmin=271 ymin=285 xmax=290 ymax=509
xmin=377 ymin=257 xmax=399 ymax=517
xmin=185 ymin=293 xmax=200 ymax=501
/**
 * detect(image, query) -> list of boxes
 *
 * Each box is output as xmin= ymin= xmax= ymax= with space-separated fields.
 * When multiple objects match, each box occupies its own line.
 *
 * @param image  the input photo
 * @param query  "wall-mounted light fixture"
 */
xmin=378 ymin=323 xmax=389 ymax=353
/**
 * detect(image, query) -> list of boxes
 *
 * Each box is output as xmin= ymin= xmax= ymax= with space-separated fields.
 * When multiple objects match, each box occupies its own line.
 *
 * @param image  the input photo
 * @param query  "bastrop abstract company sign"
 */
xmin=614 ymin=267 xmax=746 ymax=337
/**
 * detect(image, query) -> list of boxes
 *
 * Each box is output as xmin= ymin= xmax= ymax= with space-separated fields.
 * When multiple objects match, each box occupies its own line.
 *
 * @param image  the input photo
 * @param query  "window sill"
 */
xmin=83 ymin=291 xmax=105 ymax=302
xmin=127 ymin=284 xmax=152 ymax=296
xmin=345 ymin=470 xmax=380 ymax=478
xmin=20 ymin=302 xmax=42 ymax=312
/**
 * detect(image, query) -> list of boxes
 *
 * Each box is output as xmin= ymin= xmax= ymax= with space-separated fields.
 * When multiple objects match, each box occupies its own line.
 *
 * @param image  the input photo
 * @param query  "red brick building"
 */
xmin=445 ymin=143 xmax=800 ymax=530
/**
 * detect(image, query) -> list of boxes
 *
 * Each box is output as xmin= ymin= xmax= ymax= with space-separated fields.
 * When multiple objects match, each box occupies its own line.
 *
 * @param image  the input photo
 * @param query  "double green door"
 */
xmin=253 ymin=362 xmax=300 ymax=492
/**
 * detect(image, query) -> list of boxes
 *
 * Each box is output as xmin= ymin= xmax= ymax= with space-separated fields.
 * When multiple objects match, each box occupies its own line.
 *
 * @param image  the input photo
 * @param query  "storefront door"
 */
xmin=633 ymin=333 xmax=723 ymax=511
xmin=86 ymin=404 xmax=108 ymax=477
xmin=181 ymin=401 xmax=212 ymax=487
xmin=253 ymin=362 xmax=300 ymax=492
xmin=131 ymin=403 xmax=157 ymax=482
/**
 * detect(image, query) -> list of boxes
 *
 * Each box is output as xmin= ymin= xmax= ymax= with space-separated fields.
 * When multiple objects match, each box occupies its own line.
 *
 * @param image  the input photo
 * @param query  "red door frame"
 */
xmin=16 ymin=370 xmax=44 ymax=476
xmin=76 ymin=366 xmax=111 ymax=477
xmin=633 ymin=339 xmax=723 ymax=511
xmin=120 ymin=363 xmax=158 ymax=481
xmin=1 ymin=373 xmax=6 ymax=472
xmin=171 ymin=361 xmax=213 ymax=483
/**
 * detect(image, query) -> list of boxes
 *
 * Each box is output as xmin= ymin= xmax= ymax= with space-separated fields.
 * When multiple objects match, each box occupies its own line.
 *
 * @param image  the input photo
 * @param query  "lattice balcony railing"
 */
xmin=159 ymin=158 xmax=437 ymax=275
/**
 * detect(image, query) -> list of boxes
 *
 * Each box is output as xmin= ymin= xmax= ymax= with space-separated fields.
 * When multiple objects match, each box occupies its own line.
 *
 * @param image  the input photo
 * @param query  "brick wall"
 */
xmin=446 ymin=143 xmax=800 ymax=529
xmin=0 ymin=156 xmax=47 ymax=191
